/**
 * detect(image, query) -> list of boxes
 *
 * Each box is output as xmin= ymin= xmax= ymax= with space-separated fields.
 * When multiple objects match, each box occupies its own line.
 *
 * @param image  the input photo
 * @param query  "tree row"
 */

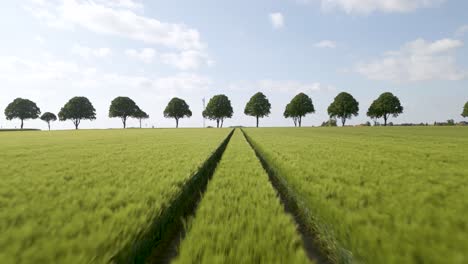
xmin=4 ymin=92 xmax=468 ymax=129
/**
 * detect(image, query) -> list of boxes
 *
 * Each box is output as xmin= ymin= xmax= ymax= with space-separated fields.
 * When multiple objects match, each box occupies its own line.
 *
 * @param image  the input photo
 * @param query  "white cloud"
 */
xmin=315 ymin=40 xmax=337 ymax=48
xmin=99 ymin=0 xmax=143 ymax=11
xmin=269 ymin=12 xmax=284 ymax=29
xmin=455 ymin=25 xmax=468 ymax=37
xmin=161 ymin=50 xmax=212 ymax=70
xmin=34 ymin=35 xmax=46 ymax=44
xmin=300 ymin=0 xmax=445 ymax=14
xmin=72 ymin=45 xmax=111 ymax=59
xmin=26 ymin=0 xmax=204 ymax=51
xmin=0 ymin=56 xmax=80 ymax=83
xmin=0 ymin=55 xmax=211 ymax=94
xmin=258 ymin=80 xmax=334 ymax=93
xmin=0 ymin=54 xmax=213 ymax=129
xmin=152 ymin=73 xmax=212 ymax=93
xmin=229 ymin=80 xmax=334 ymax=94
xmin=355 ymin=38 xmax=467 ymax=82
xmin=125 ymin=48 xmax=156 ymax=63
xmin=124 ymin=48 xmax=213 ymax=69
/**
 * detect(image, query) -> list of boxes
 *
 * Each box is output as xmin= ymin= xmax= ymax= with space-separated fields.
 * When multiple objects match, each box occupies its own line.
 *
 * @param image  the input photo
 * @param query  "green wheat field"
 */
xmin=1 ymin=127 xmax=467 ymax=264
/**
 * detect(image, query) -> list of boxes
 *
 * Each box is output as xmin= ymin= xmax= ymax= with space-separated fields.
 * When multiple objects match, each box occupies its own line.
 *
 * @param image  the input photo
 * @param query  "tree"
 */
xmin=58 ymin=97 xmax=96 ymax=130
xmin=163 ymin=97 xmax=192 ymax=128
xmin=327 ymin=92 xmax=359 ymax=126
xmin=40 ymin=112 xmax=57 ymax=131
xmin=367 ymin=102 xmax=380 ymax=126
xmin=283 ymin=103 xmax=298 ymax=127
xmin=283 ymin=93 xmax=315 ymax=127
xmin=367 ymin=92 xmax=403 ymax=126
xmin=133 ymin=108 xmax=149 ymax=128
xmin=244 ymin=92 xmax=271 ymax=127
xmin=462 ymin=101 xmax=468 ymax=118
xmin=202 ymin=94 xmax=233 ymax=128
xmin=321 ymin=118 xmax=337 ymax=127
xmin=4 ymin=98 xmax=41 ymax=129
xmin=109 ymin=97 xmax=139 ymax=128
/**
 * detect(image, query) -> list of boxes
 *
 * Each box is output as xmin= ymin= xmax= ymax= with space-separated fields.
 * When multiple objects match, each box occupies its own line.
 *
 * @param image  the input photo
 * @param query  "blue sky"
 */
xmin=0 ymin=0 xmax=467 ymax=129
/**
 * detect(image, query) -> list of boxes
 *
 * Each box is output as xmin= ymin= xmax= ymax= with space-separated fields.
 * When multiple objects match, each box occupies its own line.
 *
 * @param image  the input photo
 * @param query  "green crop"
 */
xmin=0 ymin=129 xmax=230 ymax=263
xmin=244 ymin=127 xmax=468 ymax=264
xmin=3 ymin=127 xmax=467 ymax=264
xmin=174 ymin=130 xmax=310 ymax=264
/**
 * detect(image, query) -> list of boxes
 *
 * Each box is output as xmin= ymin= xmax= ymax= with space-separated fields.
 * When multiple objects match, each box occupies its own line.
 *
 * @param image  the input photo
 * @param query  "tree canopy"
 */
xmin=163 ymin=97 xmax=192 ymax=128
xmin=133 ymin=108 xmax=149 ymax=128
xmin=462 ymin=101 xmax=468 ymax=118
xmin=4 ymin=98 xmax=41 ymax=129
xmin=244 ymin=92 xmax=271 ymax=127
xmin=327 ymin=92 xmax=359 ymax=126
xmin=283 ymin=103 xmax=298 ymax=127
xmin=367 ymin=92 xmax=403 ymax=126
xmin=202 ymin=94 xmax=233 ymax=128
xmin=283 ymin=93 xmax=315 ymax=127
xmin=109 ymin=96 xmax=139 ymax=128
xmin=40 ymin=112 xmax=57 ymax=131
xmin=58 ymin=97 xmax=96 ymax=130
xmin=321 ymin=118 xmax=337 ymax=127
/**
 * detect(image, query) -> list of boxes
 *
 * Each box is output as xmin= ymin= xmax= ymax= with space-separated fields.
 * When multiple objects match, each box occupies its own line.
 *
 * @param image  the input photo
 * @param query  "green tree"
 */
xmin=202 ymin=94 xmax=233 ymax=128
xmin=58 ymin=97 xmax=96 ymax=130
xmin=133 ymin=108 xmax=149 ymax=128
xmin=163 ymin=97 xmax=192 ymax=128
xmin=321 ymin=118 xmax=337 ymax=127
xmin=462 ymin=101 xmax=468 ymax=118
xmin=283 ymin=93 xmax=315 ymax=127
xmin=327 ymin=92 xmax=359 ymax=126
xmin=40 ymin=112 xmax=57 ymax=131
xmin=244 ymin=92 xmax=271 ymax=127
xmin=367 ymin=102 xmax=379 ymax=126
xmin=109 ymin=96 xmax=139 ymax=128
xmin=4 ymin=98 xmax=41 ymax=129
xmin=283 ymin=103 xmax=298 ymax=127
xmin=367 ymin=92 xmax=403 ymax=126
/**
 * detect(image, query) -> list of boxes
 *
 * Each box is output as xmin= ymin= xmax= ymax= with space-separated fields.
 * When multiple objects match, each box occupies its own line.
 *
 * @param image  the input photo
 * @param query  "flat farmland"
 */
xmin=0 ymin=129 xmax=231 ymax=263
xmin=2 ymin=127 xmax=467 ymax=264
xmin=243 ymin=127 xmax=468 ymax=264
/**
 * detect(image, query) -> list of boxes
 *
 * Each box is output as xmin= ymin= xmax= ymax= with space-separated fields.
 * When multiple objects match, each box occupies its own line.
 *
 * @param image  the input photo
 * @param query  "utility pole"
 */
xmin=202 ymin=97 xmax=206 ymax=128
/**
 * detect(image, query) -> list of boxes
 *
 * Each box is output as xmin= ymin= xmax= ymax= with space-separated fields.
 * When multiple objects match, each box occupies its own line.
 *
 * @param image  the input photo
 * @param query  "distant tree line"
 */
xmin=3 ymin=93 xmax=467 ymax=129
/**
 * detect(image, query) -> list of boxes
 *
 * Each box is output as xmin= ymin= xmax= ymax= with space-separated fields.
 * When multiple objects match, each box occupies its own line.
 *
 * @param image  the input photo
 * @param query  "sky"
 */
xmin=0 ymin=0 xmax=467 ymax=129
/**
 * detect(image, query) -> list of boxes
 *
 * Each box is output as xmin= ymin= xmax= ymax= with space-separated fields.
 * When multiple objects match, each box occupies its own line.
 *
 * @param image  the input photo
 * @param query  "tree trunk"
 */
xmin=341 ymin=118 xmax=346 ymax=127
xmin=122 ymin=117 xmax=127 ymax=129
xmin=293 ymin=118 xmax=297 ymax=127
xmin=221 ymin=119 xmax=224 ymax=128
xmin=48 ymin=122 xmax=51 ymax=131
xmin=299 ymin=117 xmax=302 ymax=127
xmin=139 ymin=119 xmax=142 ymax=128
xmin=21 ymin=119 xmax=24 ymax=129
xmin=176 ymin=118 xmax=179 ymax=128
xmin=74 ymin=119 xmax=80 ymax=130
xmin=256 ymin=116 xmax=259 ymax=128
xmin=216 ymin=119 xmax=220 ymax=128
xmin=383 ymin=115 xmax=388 ymax=126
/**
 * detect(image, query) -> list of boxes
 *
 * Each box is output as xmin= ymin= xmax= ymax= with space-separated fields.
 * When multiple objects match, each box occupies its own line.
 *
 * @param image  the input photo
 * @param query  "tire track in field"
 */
xmin=111 ymin=129 xmax=234 ymax=264
xmin=241 ymin=129 xmax=331 ymax=264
